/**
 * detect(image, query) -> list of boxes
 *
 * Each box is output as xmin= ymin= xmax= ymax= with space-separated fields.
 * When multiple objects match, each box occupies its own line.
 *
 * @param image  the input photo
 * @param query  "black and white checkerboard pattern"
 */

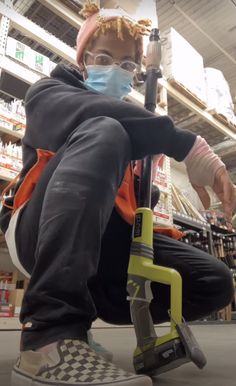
xmin=37 ymin=339 xmax=137 ymax=384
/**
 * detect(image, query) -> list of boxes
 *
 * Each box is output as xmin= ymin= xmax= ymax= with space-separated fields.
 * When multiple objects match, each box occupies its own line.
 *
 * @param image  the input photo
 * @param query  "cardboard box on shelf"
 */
xmin=161 ymin=27 xmax=207 ymax=104
xmin=205 ymin=67 xmax=236 ymax=123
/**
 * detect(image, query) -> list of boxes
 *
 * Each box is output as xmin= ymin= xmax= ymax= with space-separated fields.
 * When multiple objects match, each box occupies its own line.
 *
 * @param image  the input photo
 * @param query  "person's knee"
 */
xmin=96 ymin=116 xmax=131 ymax=158
xmin=69 ymin=116 xmax=131 ymax=160
xmin=214 ymin=263 xmax=234 ymax=310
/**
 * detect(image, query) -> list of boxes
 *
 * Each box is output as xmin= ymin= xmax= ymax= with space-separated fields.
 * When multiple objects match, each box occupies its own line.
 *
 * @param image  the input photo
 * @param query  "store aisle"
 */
xmin=0 ymin=324 xmax=235 ymax=386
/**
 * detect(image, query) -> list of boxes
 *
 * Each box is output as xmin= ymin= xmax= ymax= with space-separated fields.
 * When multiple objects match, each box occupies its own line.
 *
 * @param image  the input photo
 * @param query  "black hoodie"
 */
xmin=0 ymin=64 xmax=196 ymax=232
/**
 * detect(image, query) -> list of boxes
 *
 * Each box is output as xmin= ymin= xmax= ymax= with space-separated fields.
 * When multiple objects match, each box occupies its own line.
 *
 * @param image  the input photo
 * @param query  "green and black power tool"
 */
xmin=127 ymin=28 xmax=207 ymax=376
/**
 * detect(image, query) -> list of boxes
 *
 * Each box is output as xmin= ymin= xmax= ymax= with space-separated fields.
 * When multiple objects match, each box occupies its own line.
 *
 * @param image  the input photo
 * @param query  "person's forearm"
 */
xmin=25 ymin=79 xmax=196 ymax=160
xmin=184 ymin=136 xmax=225 ymax=187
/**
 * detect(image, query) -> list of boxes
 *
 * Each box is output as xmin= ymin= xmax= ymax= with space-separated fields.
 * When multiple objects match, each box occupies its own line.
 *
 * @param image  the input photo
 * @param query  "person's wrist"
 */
xmin=187 ymin=159 xmax=225 ymax=187
xmin=185 ymin=136 xmax=225 ymax=187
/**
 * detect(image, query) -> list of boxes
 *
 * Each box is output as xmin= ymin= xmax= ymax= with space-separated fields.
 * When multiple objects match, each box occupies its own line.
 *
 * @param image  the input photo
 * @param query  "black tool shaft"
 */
xmin=139 ymin=28 xmax=161 ymax=208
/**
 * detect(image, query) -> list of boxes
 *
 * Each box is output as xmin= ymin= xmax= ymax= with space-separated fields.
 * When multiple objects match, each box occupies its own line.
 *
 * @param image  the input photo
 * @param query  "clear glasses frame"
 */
xmin=84 ymin=51 xmax=139 ymax=73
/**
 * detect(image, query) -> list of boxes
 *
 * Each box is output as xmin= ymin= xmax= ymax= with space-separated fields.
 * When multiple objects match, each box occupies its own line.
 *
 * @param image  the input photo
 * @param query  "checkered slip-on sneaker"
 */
xmin=11 ymin=339 xmax=152 ymax=386
xmin=87 ymin=330 xmax=113 ymax=362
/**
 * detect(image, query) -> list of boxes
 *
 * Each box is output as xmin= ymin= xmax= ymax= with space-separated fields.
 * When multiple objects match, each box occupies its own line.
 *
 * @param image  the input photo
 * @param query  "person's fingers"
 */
xmin=192 ymin=184 xmax=211 ymax=209
xmin=213 ymin=169 xmax=234 ymax=223
xmin=221 ymin=187 xmax=233 ymax=223
xmin=191 ymin=168 xmax=235 ymax=231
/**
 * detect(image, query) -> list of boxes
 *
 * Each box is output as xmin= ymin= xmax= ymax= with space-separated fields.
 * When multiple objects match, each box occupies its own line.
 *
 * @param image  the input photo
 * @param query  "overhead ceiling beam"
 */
xmin=38 ymin=0 xmax=84 ymax=30
xmin=13 ymin=0 xmax=35 ymax=15
xmin=172 ymin=2 xmax=236 ymax=67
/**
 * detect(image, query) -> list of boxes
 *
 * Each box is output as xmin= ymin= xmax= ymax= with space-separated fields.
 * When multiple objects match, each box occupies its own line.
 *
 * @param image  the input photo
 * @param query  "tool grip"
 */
xmin=127 ymin=274 xmax=157 ymax=348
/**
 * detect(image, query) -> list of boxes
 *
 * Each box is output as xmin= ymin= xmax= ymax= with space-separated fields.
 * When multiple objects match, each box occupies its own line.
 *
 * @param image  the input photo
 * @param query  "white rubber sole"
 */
xmin=11 ymin=368 xmax=152 ymax=386
xmin=11 ymin=369 xmax=33 ymax=386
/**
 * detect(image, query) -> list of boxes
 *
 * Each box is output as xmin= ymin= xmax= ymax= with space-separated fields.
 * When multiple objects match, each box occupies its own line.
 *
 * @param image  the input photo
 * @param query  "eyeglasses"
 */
xmin=84 ymin=51 xmax=139 ymax=73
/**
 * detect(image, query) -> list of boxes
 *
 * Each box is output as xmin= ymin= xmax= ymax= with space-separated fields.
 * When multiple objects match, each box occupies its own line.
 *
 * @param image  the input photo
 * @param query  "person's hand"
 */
xmin=184 ymin=135 xmax=236 ymax=230
xmin=192 ymin=166 xmax=236 ymax=230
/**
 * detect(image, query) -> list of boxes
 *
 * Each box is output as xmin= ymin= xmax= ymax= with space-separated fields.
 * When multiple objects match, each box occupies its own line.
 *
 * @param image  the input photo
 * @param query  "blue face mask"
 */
xmin=84 ymin=65 xmax=133 ymax=99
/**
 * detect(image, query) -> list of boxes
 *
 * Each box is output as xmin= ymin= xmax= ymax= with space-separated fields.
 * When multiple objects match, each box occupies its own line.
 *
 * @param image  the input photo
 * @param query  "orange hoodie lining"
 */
xmin=1 ymin=150 xmax=183 ymax=239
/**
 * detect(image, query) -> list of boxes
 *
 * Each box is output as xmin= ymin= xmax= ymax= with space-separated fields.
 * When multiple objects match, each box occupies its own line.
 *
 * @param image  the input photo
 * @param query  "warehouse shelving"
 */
xmin=0 ymin=167 xmax=18 ymax=181
xmin=0 ymin=124 xmax=24 ymax=140
xmin=173 ymin=212 xmax=211 ymax=232
xmin=0 ymin=170 xmax=13 ymax=182
xmin=158 ymin=77 xmax=236 ymax=140
xmin=0 ymin=1 xmax=77 ymax=65
xmin=0 ymin=53 xmax=42 ymax=85
xmin=0 ymin=110 xmax=24 ymax=181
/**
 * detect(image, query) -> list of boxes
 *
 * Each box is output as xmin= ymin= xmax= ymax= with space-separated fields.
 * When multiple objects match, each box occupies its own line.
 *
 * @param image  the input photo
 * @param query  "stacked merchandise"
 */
xmin=180 ymin=229 xmax=210 ymax=254
xmin=160 ymin=27 xmax=236 ymax=128
xmin=198 ymin=208 xmax=236 ymax=320
xmin=174 ymin=204 xmax=236 ymax=321
xmin=152 ymin=155 xmax=173 ymax=227
xmin=171 ymin=184 xmax=207 ymax=224
xmin=0 ymin=98 xmax=26 ymax=134
xmin=212 ymin=234 xmax=236 ymax=265
xmin=205 ymin=67 xmax=236 ymax=126
xmin=5 ymin=37 xmax=57 ymax=76
xmin=211 ymin=233 xmax=236 ymax=321
xmin=161 ymin=27 xmax=207 ymax=106
xmin=0 ymin=271 xmax=14 ymax=317
xmin=0 ymin=98 xmax=24 ymax=179
xmin=202 ymin=209 xmax=235 ymax=230
xmin=0 ymin=140 xmax=22 ymax=179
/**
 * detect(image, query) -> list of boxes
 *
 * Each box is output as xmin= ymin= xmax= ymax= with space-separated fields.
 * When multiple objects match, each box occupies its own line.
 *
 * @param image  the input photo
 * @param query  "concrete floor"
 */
xmin=0 ymin=324 xmax=236 ymax=386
